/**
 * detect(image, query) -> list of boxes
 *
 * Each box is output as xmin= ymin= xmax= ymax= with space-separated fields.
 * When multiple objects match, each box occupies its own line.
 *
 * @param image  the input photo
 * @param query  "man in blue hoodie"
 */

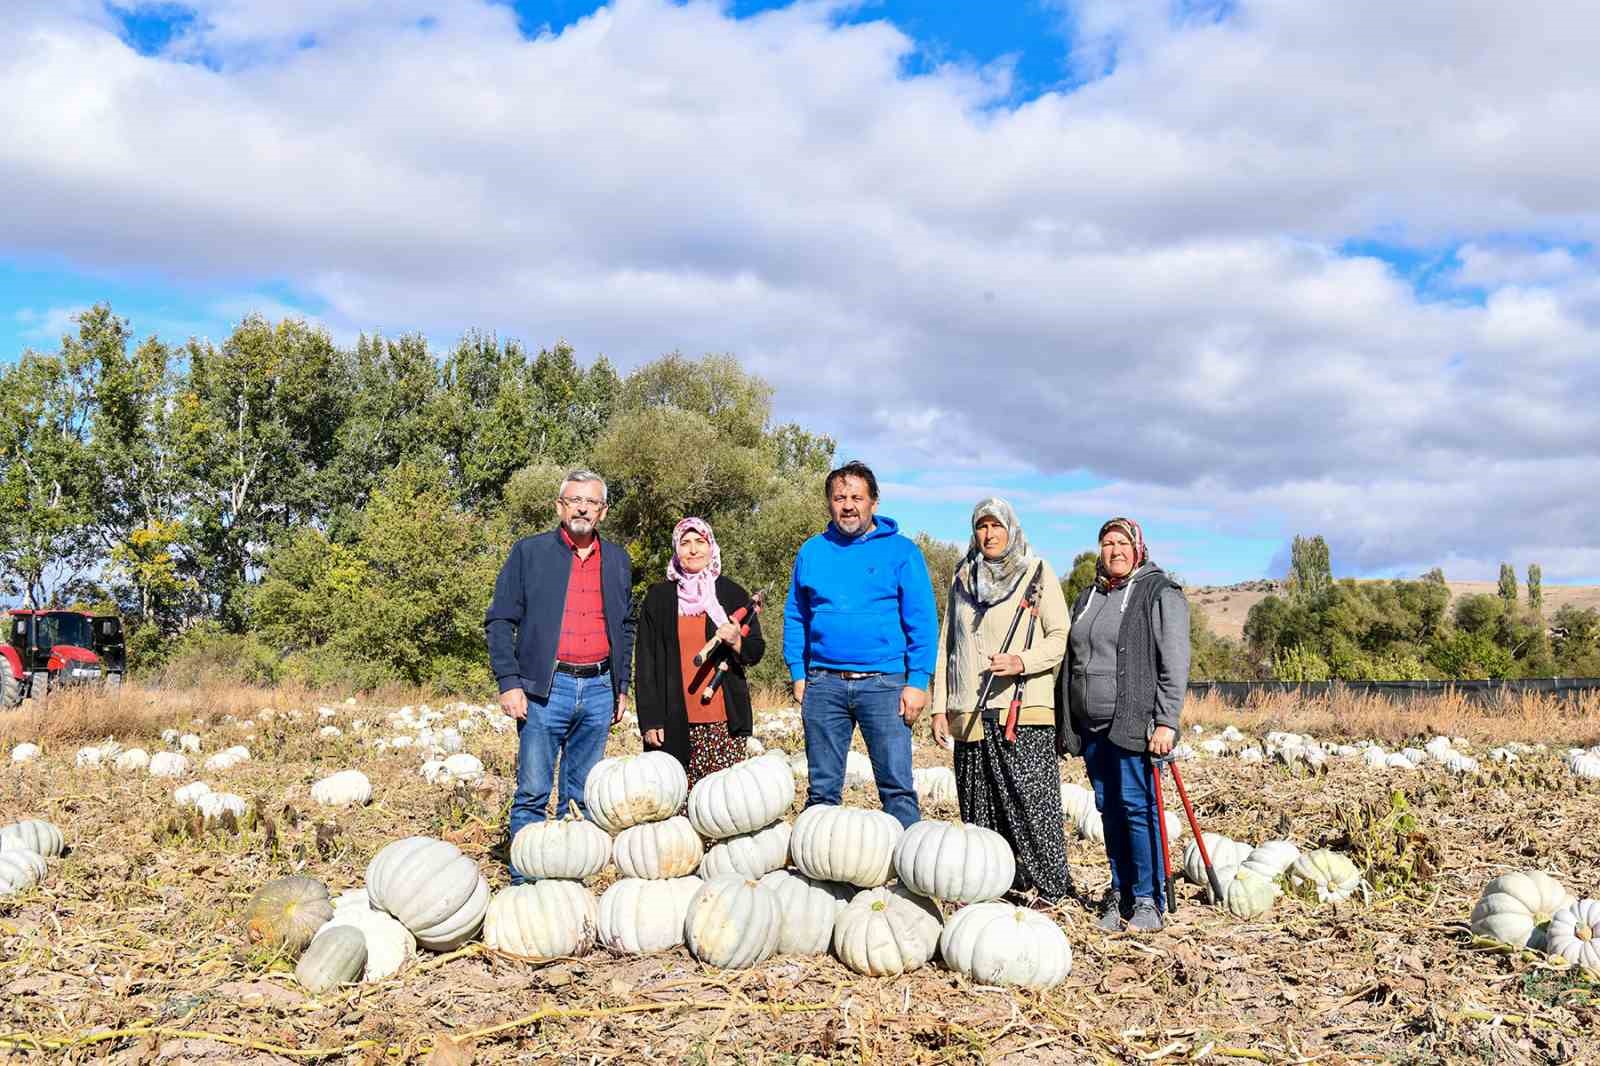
xmin=784 ymin=460 xmax=938 ymax=827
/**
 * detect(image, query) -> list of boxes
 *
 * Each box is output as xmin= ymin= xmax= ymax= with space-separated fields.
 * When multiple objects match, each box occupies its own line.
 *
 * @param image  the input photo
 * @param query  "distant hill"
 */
xmin=1185 ymin=579 xmax=1600 ymax=644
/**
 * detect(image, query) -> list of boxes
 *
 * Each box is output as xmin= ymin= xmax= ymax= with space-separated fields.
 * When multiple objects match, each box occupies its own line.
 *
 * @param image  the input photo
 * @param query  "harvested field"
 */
xmin=2 ymin=684 xmax=1599 ymax=1064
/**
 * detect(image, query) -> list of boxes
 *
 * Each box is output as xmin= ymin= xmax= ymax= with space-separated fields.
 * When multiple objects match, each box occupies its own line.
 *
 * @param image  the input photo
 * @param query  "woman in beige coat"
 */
xmin=930 ymin=498 xmax=1072 ymax=904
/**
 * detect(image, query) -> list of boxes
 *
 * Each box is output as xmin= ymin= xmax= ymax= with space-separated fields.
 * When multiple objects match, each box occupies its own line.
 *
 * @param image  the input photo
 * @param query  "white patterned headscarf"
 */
xmin=958 ymin=497 xmax=1036 ymax=610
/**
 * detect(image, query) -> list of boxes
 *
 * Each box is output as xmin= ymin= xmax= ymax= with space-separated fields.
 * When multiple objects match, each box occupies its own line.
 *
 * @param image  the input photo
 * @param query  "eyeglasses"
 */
xmin=558 ymin=495 xmax=605 ymax=509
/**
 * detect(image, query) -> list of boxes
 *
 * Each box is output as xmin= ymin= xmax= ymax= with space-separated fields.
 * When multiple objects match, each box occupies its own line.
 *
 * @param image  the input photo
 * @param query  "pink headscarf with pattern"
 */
xmin=1096 ymin=516 xmax=1148 ymax=593
xmin=667 ymin=517 xmax=731 ymax=625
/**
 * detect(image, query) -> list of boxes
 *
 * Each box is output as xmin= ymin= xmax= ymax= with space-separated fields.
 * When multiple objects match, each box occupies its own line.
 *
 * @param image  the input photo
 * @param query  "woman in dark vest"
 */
xmin=1059 ymin=517 xmax=1190 ymax=932
xmin=635 ymin=517 xmax=765 ymax=791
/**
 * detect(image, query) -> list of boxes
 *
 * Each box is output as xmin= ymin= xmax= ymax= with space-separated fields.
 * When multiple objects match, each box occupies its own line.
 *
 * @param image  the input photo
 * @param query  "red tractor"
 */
xmin=1 ymin=609 xmax=126 ymax=708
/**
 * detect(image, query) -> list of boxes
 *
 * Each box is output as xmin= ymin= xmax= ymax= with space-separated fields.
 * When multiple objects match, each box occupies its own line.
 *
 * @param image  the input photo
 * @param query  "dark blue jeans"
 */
xmin=1082 ymin=729 xmax=1164 ymax=910
xmin=801 ymin=669 xmax=920 ymax=828
xmin=509 ymin=666 xmax=614 ymax=882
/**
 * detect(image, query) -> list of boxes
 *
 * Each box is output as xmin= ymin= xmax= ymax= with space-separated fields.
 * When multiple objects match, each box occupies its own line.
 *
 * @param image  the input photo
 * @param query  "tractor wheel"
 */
xmin=0 ymin=659 xmax=19 ymax=710
xmin=29 ymin=671 xmax=49 ymax=700
xmin=105 ymin=672 xmax=123 ymax=691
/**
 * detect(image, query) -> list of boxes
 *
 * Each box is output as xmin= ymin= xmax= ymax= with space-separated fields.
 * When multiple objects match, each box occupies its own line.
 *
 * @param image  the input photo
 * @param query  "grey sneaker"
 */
xmin=1096 ymin=891 xmax=1125 ymax=931
xmin=1128 ymin=897 xmax=1165 ymax=932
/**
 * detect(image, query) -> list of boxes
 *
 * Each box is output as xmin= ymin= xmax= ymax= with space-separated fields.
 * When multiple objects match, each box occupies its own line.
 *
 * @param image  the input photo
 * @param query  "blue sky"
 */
xmin=6 ymin=0 xmax=1599 ymax=584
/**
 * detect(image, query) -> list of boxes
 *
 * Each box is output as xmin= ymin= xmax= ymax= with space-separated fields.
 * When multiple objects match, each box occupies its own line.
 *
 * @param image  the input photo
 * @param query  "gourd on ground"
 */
xmin=832 ymin=885 xmax=942 ymax=977
xmin=913 ymin=766 xmax=959 ymax=808
xmin=892 ymin=820 xmax=1015 ymax=903
xmin=483 ymin=881 xmax=599 ymax=962
xmin=1288 ymin=849 xmax=1362 ymax=903
xmin=596 ymin=877 xmax=703 ymax=955
xmin=686 ymin=751 xmax=796 ymax=839
xmin=584 ymin=752 xmax=688 ymax=834
xmin=789 ymin=804 xmax=903 ymax=888
xmin=1224 ymin=867 xmax=1281 ymax=919
xmin=1470 ymin=871 xmax=1577 ymax=950
xmin=0 ymin=850 xmax=47 ymax=896
xmin=1546 ymin=899 xmax=1600 ymax=974
xmin=245 ymin=876 xmax=336 ymax=952
xmin=365 ymin=836 xmax=491 ymax=951
xmin=1182 ymin=834 xmax=1251 ymax=886
xmin=756 ymin=869 xmax=853 ymax=955
xmin=295 ymin=925 xmax=367 ymax=994
xmin=511 ymin=808 xmax=612 ymax=881
xmin=612 ymin=816 xmax=703 ymax=880
xmin=311 ymin=770 xmax=373 ymax=808
xmin=1241 ymin=840 xmax=1300 ymax=880
xmin=700 ymin=821 xmax=793 ymax=881
xmin=683 ymin=877 xmax=780 ymax=969
xmin=938 ymin=901 xmax=1073 ymax=989
xmin=0 ymin=819 xmax=65 ymax=858
xmin=319 ymin=907 xmax=416 ymax=981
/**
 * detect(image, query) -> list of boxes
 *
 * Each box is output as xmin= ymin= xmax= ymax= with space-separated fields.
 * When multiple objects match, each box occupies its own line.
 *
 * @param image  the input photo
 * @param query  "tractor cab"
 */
xmin=1 ymin=609 xmax=125 ymax=707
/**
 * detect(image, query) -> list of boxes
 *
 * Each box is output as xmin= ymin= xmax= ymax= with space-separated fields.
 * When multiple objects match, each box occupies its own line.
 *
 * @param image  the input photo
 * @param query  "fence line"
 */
xmin=1187 ymin=678 xmax=1600 ymax=705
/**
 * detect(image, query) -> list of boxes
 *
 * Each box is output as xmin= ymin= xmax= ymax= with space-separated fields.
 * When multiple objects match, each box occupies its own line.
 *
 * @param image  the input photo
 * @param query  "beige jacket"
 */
xmin=930 ymin=557 xmax=1069 ymax=742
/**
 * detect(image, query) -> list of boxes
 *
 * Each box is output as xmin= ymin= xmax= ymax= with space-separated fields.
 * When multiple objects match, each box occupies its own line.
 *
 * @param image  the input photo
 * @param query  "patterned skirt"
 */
xmin=686 ymin=721 xmax=746 ymax=793
xmin=953 ymin=720 xmax=1075 ymax=901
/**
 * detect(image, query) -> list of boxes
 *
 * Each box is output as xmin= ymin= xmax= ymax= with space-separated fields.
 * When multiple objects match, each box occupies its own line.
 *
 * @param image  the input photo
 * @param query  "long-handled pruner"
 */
xmin=1001 ymin=567 xmax=1046 ymax=743
xmin=692 ymin=591 xmax=765 ymax=667
xmin=1150 ymin=751 xmax=1223 ymax=912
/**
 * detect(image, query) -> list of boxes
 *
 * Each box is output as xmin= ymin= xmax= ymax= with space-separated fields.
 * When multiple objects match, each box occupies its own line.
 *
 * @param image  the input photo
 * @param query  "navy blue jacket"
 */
xmin=484 ymin=529 xmax=636 ymax=698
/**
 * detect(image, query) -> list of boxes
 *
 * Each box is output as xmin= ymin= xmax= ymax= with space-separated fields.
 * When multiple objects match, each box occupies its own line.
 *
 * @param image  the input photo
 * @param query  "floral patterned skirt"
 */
xmin=686 ymin=721 xmax=746 ymax=793
xmin=953 ymin=720 xmax=1075 ymax=902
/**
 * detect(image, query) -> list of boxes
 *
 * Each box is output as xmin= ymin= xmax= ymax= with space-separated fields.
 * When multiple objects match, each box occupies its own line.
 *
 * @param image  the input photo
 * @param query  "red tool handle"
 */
xmin=1159 ymin=756 xmax=1224 ymax=906
xmin=692 ymin=593 xmax=764 ymax=666
xmin=1151 ymin=760 xmax=1176 ymax=914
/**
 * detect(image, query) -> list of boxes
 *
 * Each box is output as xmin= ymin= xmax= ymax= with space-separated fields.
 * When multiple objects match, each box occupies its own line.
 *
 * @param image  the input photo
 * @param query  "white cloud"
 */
xmin=14 ymin=305 xmax=89 ymax=344
xmin=3 ymin=0 xmax=1600 ymax=578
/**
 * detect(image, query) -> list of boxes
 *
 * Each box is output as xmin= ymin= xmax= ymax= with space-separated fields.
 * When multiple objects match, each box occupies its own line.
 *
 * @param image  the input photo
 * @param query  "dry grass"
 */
xmin=1182 ymin=688 xmax=1600 ymax=749
xmin=3 ymin=685 xmax=1600 ymax=1063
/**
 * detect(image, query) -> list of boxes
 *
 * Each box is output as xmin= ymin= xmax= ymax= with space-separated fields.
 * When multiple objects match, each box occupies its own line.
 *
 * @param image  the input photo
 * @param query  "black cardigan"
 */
xmin=634 ymin=577 xmax=765 ymax=770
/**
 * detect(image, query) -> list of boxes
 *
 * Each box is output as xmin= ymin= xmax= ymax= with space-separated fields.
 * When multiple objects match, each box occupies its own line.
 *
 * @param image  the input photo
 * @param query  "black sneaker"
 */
xmin=1128 ymin=897 xmax=1165 ymax=932
xmin=1096 ymin=891 xmax=1125 ymax=931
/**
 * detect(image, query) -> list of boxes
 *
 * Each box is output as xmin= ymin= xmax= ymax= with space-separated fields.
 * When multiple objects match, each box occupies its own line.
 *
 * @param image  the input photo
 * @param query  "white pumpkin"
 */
xmin=584 ymin=752 xmax=689 ymax=833
xmin=1240 ymin=840 xmax=1300 ymax=880
xmin=832 ymin=885 xmax=942 ymax=977
xmin=365 ymin=836 xmax=491 ymax=951
xmin=756 ymin=869 xmax=852 ymax=955
xmin=0 ymin=849 xmax=47 ymax=896
xmin=1182 ymin=834 xmax=1251 ymax=886
xmin=296 ymin=926 xmax=366 ymax=994
xmin=612 ymin=816 xmax=703 ymax=880
xmin=0 ymin=819 xmax=64 ymax=858
xmin=441 ymin=753 xmax=484 ymax=784
xmin=148 ymin=752 xmax=190 ymax=778
xmin=483 ymin=881 xmax=598 ymax=962
xmin=913 ymin=766 xmax=959 ymax=808
xmin=311 ymin=770 xmax=373 ymax=808
xmin=197 ymin=792 xmax=247 ymax=824
xmin=1059 ymin=783 xmax=1095 ymax=824
xmin=789 ymin=804 xmax=903 ymax=888
xmin=700 ymin=821 xmax=793 ymax=881
xmin=893 ymin=820 xmax=1015 ymax=903
xmin=1546 ymin=899 xmax=1600 ymax=974
xmin=179 ymin=733 xmax=202 ymax=753
xmin=686 ymin=751 xmax=796 ymax=840
xmin=938 ymin=901 xmax=1073 ymax=989
xmin=1224 ymin=867 xmax=1281 ymax=919
xmin=1074 ymin=807 xmax=1104 ymax=844
xmin=75 ymin=745 xmax=106 ymax=768
xmin=10 ymin=743 xmax=40 ymax=764
xmin=173 ymin=781 xmax=213 ymax=807
xmin=1470 ymin=871 xmax=1577 ymax=950
xmin=596 ymin=877 xmax=703 ymax=955
xmin=1570 ymin=753 xmax=1600 ymax=780
xmin=511 ymin=813 xmax=612 ymax=881
xmin=114 ymin=748 xmax=150 ymax=772
xmin=1288 ymin=849 xmax=1362 ymax=903
xmin=319 ymin=907 xmax=416 ymax=981
xmin=683 ymin=877 xmax=781 ymax=969
xmin=843 ymin=750 xmax=875 ymax=789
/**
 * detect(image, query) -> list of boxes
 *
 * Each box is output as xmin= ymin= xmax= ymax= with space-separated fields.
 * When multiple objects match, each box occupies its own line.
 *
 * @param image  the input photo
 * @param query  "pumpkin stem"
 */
xmin=567 ymin=799 xmax=583 ymax=822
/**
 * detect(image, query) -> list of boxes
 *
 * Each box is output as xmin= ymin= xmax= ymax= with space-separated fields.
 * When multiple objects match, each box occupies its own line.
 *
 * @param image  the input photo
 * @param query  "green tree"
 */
xmin=1453 ymin=593 xmax=1505 ymax=636
xmin=1061 ymin=550 xmax=1097 ymax=608
xmin=1527 ymin=563 xmax=1543 ymax=612
xmin=1497 ymin=562 xmax=1517 ymax=609
xmin=914 ymin=532 xmax=963 ymax=627
xmin=1286 ymin=534 xmax=1332 ymax=603
xmin=1273 ymin=643 xmax=1330 ymax=682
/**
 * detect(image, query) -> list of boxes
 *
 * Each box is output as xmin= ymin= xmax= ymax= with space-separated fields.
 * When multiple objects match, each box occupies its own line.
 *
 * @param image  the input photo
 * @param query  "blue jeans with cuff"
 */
xmin=801 ymin=669 xmax=920 ymax=828
xmin=509 ymin=665 xmax=613 ymax=883
xmin=1082 ymin=728 xmax=1165 ymax=911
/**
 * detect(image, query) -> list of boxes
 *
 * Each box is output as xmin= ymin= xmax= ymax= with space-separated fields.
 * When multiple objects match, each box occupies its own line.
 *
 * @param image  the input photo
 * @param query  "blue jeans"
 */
xmin=801 ymin=669 xmax=920 ymax=828
xmin=509 ymin=666 xmax=614 ymax=882
xmin=1082 ymin=730 xmax=1164 ymax=910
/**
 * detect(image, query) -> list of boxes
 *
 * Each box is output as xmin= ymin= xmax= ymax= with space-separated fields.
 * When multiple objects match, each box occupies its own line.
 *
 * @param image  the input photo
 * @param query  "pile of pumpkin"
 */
xmin=1469 ymin=871 xmax=1600 ymax=975
xmin=255 ymin=749 xmax=1073 ymax=994
xmin=0 ymin=819 xmax=64 ymax=898
xmin=1173 ymin=832 xmax=1362 ymax=919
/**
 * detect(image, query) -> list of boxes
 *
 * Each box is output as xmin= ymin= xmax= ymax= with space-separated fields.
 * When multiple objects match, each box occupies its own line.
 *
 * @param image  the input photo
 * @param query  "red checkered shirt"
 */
xmin=555 ymin=527 xmax=610 ymax=664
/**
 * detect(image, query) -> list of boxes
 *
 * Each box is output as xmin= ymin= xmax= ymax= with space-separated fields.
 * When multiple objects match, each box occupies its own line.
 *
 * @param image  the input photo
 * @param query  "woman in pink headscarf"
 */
xmin=634 ymin=518 xmax=766 ymax=789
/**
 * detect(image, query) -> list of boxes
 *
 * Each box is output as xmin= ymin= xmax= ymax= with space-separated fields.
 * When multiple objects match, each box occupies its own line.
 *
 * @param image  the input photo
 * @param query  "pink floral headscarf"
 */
xmin=667 ymin=517 xmax=730 ymax=625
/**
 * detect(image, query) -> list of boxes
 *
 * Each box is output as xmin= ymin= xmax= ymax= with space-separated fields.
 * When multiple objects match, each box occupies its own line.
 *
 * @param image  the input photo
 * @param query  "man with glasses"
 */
xmin=784 ymin=460 xmax=937 ymax=828
xmin=486 ymin=469 xmax=635 ymax=882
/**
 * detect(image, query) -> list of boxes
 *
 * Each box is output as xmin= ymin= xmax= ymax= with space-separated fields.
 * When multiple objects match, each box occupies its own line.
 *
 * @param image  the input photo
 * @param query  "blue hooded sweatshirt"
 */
xmin=783 ymin=515 xmax=938 ymax=689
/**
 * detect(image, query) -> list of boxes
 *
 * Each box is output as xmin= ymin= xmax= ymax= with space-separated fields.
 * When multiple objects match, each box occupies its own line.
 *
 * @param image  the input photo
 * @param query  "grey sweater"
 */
xmin=1068 ymin=562 xmax=1190 ymax=733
